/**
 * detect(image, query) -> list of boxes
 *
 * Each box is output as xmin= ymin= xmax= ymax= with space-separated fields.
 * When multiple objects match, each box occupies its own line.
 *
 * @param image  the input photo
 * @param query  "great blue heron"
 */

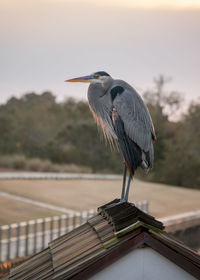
xmin=65 ymin=71 xmax=156 ymax=203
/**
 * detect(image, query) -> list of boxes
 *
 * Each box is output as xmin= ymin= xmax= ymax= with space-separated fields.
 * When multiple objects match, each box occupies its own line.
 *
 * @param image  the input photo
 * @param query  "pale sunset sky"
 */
xmin=0 ymin=0 xmax=200 ymax=104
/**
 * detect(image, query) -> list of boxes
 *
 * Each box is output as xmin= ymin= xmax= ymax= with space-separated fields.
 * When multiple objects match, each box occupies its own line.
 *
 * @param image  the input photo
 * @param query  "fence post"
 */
xmin=72 ymin=214 xmax=76 ymax=229
xmin=79 ymin=212 xmax=83 ymax=225
xmin=58 ymin=216 xmax=62 ymax=237
xmin=16 ymin=223 xmax=20 ymax=258
xmin=25 ymin=221 xmax=29 ymax=256
xmin=50 ymin=217 xmax=54 ymax=242
xmin=33 ymin=220 xmax=38 ymax=254
xmin=41 ymin=219 xmax=45 ymax=249
xmin=65 ymin=215 xmax=69 ymax=233
xmin=86 ymin=210 xmax=90 ymax=220
xmin=7 ymin=225 xmax=11 ymax=260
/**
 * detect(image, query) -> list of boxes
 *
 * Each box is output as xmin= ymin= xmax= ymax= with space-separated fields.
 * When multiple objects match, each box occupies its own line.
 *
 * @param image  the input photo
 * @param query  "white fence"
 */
xmin=0 ymin=201 xmax=148 ymax=262
xmin=0 ymin=172 xmax=122 ymax=180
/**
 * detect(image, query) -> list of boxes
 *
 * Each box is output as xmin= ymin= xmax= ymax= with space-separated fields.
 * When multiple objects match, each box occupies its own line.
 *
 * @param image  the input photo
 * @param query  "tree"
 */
xmin=142 ymin=75 xmax=182 ymax=182
xmin=162 ymin=102 xmax=200 ymax=188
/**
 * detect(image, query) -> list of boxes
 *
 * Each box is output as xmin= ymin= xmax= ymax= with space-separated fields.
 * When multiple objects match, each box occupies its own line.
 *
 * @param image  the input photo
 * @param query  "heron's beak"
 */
xmin=65 ymin=75 xmax=93 ymax=83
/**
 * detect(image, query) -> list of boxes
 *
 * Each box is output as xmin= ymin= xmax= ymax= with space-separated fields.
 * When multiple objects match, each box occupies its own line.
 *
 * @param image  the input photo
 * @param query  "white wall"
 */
xmin=90 ymin=247 xmax=196 ymax=280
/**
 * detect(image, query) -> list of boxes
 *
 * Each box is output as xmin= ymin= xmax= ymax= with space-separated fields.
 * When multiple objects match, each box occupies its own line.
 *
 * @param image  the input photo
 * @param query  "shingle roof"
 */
xmin=7 ymin=199 xmax=200 ymax=280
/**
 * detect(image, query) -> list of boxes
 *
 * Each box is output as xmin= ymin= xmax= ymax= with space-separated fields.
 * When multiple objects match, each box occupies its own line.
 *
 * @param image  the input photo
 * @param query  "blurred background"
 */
xmin=0 ymin=0 xmax=200 ymax=187
xmin=0 ymin=0 xmax=200 ymax=273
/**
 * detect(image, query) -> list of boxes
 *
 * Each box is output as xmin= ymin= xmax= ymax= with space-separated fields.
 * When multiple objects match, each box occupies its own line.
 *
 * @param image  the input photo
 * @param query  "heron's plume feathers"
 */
xmin=88 ymin=104 xmax=118 ymax=151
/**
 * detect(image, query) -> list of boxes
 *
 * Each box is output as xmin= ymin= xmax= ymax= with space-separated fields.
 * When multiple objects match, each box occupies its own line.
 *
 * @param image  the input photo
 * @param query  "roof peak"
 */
xmin=98 ymin=199 xmax=164 ymax=233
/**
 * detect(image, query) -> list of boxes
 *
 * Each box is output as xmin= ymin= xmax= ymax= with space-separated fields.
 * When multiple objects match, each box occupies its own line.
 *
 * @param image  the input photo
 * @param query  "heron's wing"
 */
xmin=112 ymin=108 xmax=143 ymax=176
xmin=113 ymin=86 xmax=155 ymax=153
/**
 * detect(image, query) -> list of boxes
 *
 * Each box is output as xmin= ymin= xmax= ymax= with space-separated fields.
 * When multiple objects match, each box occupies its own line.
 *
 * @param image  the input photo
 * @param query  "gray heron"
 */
xmin=65 ymin=71 xmax=156 ymax=203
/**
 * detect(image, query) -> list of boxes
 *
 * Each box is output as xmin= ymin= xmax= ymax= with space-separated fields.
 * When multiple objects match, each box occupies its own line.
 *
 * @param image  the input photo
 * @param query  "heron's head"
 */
xmin=65 ymin=71 xmax=111 ymax=84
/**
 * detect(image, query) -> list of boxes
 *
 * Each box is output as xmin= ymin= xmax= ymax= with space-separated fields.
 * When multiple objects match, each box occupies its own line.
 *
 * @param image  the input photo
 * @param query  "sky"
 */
xmin=0 ymin=0 xmax=200 ymax=105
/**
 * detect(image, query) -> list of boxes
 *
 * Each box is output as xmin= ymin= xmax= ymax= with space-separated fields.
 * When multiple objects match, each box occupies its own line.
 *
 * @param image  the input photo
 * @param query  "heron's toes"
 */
xmin=103 ymin=200 xmax=126 ymax=210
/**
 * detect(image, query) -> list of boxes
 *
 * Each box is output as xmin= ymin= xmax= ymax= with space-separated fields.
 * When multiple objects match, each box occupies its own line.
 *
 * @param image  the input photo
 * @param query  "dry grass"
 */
xmin=0 ymin=196 xmax=62 ymax=225
xmin=0 ymin=179 xmax=199 ymax=219
xmin=0 ymin=156 xmax=91 ymax=173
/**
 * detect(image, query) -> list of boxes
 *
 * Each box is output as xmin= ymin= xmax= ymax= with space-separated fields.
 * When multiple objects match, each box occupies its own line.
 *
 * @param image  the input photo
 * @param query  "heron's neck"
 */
xmin=102 ymin=78 xmax=113 ymax=91
xmin=89 ymin=79 xmax=113 ymax=95
xmin=88 ymin=84 xmax=105 ymax=103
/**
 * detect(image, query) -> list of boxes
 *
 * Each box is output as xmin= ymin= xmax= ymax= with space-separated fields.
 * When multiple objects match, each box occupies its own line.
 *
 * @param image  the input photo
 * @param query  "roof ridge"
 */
xmin=98 ymin=199 xmax=164 ymax=233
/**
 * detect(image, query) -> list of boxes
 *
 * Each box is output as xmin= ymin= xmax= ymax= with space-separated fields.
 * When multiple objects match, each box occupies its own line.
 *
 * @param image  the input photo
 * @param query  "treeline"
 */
xmin=0 ymin=76 xmax=199 ymax=189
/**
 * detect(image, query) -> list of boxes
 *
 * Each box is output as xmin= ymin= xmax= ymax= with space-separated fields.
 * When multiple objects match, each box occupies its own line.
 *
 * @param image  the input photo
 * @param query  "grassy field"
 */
xmin=0 ymin=179 xmax=199 ymax=225
xmin=0 ymin=196 xmax=62 ymax=225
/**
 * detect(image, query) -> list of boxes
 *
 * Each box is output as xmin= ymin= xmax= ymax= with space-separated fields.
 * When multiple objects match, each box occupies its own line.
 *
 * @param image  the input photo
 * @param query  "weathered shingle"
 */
xmin=9 ymin=248 xmax=53 ymax=280
xmin=50 ymin=222 xmax=104 ymax=279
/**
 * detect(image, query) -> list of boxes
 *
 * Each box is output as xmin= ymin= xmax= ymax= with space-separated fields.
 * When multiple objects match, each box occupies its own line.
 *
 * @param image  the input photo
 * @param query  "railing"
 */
xmin=0 ymin=201 xmax=148 ymax=262
xmin=0 ymin=172 xmax=122 ymax=180
xmin=160 ymin=210 xmax=200 ymax=232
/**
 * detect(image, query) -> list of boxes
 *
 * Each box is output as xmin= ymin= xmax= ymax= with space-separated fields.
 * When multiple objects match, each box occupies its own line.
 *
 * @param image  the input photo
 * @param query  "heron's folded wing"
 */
xmin=113 ymin=87 xmax=155 ymax=152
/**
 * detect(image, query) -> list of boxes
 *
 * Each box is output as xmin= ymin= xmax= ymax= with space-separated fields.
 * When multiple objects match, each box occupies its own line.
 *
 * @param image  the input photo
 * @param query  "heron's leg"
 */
xmin=124 ymin=175 xmax=132 ymax=202
xmin=120 ymin=164 xmax=127 ymax=201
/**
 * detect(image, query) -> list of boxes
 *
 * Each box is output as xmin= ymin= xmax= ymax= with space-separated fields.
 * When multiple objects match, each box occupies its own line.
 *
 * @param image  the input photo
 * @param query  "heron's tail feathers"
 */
xmin=141 ymin=160 xmax=150 ymax=174
xmin=140 ymin=150 xmax=152 ymax=173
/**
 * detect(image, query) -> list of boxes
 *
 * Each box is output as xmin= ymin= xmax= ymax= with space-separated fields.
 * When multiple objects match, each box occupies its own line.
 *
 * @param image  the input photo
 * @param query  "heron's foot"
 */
xmin=103 ymin=200 xmax=126 ymax=210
